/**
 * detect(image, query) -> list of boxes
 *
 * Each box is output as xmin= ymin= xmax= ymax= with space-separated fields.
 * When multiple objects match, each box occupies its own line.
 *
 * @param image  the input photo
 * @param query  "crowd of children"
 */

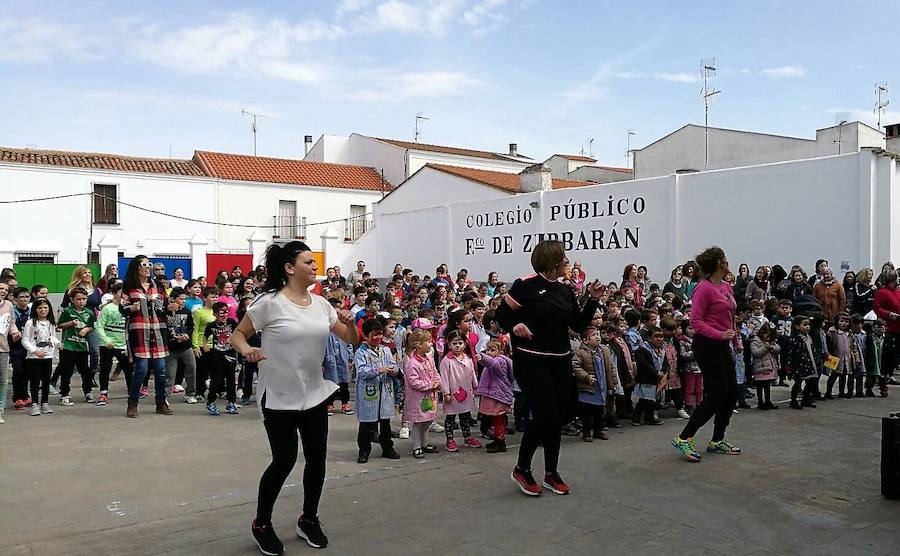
xmin=0 ymin=258 xmax=897 ymax=462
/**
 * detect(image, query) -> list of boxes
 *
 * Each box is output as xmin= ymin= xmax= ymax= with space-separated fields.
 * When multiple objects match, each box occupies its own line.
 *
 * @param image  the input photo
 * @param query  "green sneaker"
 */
xmin=672 ymin=435 xmax=702 ymax=462
xmin=707 ymin=439 xmax=741 ymax=455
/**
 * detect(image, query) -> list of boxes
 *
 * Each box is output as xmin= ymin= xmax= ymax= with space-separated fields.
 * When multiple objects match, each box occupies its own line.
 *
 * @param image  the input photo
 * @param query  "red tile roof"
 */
xmin=194 ymin=151 xmax=392 ymax=192
xmin=375 ymin=138 xmax=531 ymax=161
xmin=0 ymin=146 xmax=204 ymax=176
xmin=426 ymin=164 xmax=592 ymax=193
xmin=556 ymin=154 xmax=597 ymax=162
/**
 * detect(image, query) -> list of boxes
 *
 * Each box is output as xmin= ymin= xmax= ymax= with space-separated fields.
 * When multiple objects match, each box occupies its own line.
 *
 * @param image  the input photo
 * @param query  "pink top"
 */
xmin=690 ymin=279 xmax=738 ymax=347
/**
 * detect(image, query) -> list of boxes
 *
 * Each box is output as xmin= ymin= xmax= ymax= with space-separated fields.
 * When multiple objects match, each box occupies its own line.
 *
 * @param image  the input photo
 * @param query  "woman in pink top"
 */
xmin=672 ymin=246 xmax=742 ymax=462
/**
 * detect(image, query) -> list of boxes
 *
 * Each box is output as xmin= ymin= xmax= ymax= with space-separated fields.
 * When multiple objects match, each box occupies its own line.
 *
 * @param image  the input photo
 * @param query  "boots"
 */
xmin=156 ymin=399 xmax=173 ymax=415
xmin=879 ymin=376 xmax=889 ymax=397
xmin=486 ymin=439 xmax=507 ymax=452
xmin=126 ymin=398 xmax=138 ymax=418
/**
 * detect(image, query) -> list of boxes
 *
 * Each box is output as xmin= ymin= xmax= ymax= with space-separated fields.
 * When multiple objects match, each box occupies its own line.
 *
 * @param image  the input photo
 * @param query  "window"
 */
xmin=275 ymin=200 xmax=306 ymax=238
xmin=15 ymin=252 xmax=56 ymax=264
xmin=93 ymin=183 xmax=118 ymax=224
xmin=345 ymin=204 xmax=370 ymax=242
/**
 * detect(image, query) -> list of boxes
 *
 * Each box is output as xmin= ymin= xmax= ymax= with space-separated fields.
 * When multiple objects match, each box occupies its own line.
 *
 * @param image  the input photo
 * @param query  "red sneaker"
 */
xmin=542 ymin=472 xmax=571 ymax=495
xmin=25 ymin=398 xmax=33 ymax=408
xmin=14 ymin=400 xmax=25 ymax=411
xmin=464 ymin=437 xmax=482 ymax=448
xmin=326 ymin=404 xmax=335 ymax=416
xmin=446 ymin=439 xmax=458 ymax=452
xmin=511 ymin=467 xmax=541 ymax=496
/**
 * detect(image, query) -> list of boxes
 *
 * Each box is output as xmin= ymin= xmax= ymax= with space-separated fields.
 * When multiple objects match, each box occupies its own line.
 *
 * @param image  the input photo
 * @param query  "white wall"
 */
xmin=569 ymin=166 xmax=633 ymax=184
xmin=376 ymin=166 xmax=509 ymax=216
xmin=545 ymin=155 xmax=570 ymax=179
xmin=0 ymin=163 xmax=217 ymax=263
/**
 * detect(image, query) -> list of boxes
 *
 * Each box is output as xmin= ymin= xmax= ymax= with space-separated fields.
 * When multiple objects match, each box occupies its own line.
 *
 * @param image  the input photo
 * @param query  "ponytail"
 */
xmin=263 ymin=241 xmax=311 ymax=292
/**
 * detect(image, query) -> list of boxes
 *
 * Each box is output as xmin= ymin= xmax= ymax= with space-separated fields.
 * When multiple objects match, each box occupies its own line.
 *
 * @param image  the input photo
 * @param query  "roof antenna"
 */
xmin=875 ymin=82 xmax=890 ymax=129
xmin=700 ymin=57 xmax=721 ymax=170
xmin=834 ymin=112 xmax=850 ymax=154
xmin=415 ymin=112 xmax=429 ymax=143
xmin=588 ymin=138 xmax=594 ymax=158
xmin=626 ymin=129 xmax=636 ymax=168
xmin=241 ymin=108 xmax=269 ymax=156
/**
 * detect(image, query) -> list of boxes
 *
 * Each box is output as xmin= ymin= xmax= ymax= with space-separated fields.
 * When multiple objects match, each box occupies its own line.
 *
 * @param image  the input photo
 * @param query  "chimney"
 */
xmin=508 ymin=143 xmax=518 ymax=157
xmin=304 ymin=135 xmax=313 ymax=156
xmin=519 ymin=163 xmax=552 ymax=193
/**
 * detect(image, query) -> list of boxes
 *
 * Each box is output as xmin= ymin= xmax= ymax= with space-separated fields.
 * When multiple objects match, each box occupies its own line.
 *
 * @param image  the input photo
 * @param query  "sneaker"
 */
xmin=486 ymin=439 xmax=507 ymax=453
xmin=398 ymin=426 xmax=410 ymax=439
xmin=49 ymin=384 xmax=58 ymax=396
xmin=59 ymin=396 xmax=74 ymax=406
xmin=41 ymin=403 xmax=54 ymax=414
xmin=251 ymin=519 xmax=284 ymax=556
xmin=511 ymin=467 xmax=541 ymax=496
xmin=413 ymin=447 xmax=425 ymax=459
xmin=84 ymin=392 xmax=94 ymax=403
xmin=185 ymin=395 xmax=198 ymax=404
xmin=541 ymin=472 xmax=571 ymax=495
xmin=296 ymin=514 xmax=328 ymax=549
xmin=464 ymin=437 xmax=482 ymax=448
xmin=707 ymin=439 xmax=742 ymax=455
xmin=96 ymin=393 xmax=108 ymax=406
xmin=30 ymin=404 xmax=42 ymax=416
xmin=677 ymin=409 xmax=690 ymax=419
xmin=428 ymin=422 xmax=445 ymax=433
xmin=446 ymin=439 xmax=459 ymax=452
xmin=671 ymin=435 xmax=702 ymax=462
xmin=241 ymin=396 xmax=251 ymax=406
xmin=139 ymin=387 xmax=149 ymax=399
xmin=173 ymin=384 xmax=184 ymax=393
xmin=326 ymin=404 xmax=335 ymax=416
xmin=381 ymin=448 xmax=400 ymax=459
xmin=13 ymin=399 xmax=25 ymax=411
xmin=207 ymin=402 xmax=220 ymax=416
xmin=423 ymin=444 xmax=440 ymax=454
xmin=225 ymin=402 xmax=239 ymax=414
xmin=25 ymin=397 xmax=33 ymax=407
xmin=341 ymin=403 xmax=355 ymax=415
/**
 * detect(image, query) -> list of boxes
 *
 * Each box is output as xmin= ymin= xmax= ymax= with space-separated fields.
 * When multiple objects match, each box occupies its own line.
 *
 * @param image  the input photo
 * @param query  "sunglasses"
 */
xmin=139 ymin=262 xmax=152 ymax=268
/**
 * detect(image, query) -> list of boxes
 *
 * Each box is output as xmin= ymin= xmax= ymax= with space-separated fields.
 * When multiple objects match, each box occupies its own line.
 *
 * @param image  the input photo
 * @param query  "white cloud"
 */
xmin=347 ymin=70 xmax=483 ymax=101
xmin=614 ymin=71 xmax=700 ymax=83
xmin=761 ymin=65 xmax=807 ymax=77
xmin=0 ymin=17 xmax=96 ymax=63
xmin=371 ymin=0 xmax=465 ymax=34
xmin=464 ymin=0 xmax=508 ymax=35
xmin=336 ymin=0 xmax=374 ymax=16
xmin=559 ymin=37 xmax=662 ymax=109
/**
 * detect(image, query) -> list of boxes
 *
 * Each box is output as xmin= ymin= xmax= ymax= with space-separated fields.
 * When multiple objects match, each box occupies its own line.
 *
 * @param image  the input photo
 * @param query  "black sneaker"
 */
xmin=296 ymin=514 xmax=328 ymax=548
xmin=251 ymin=519 xmax=284 ymax=556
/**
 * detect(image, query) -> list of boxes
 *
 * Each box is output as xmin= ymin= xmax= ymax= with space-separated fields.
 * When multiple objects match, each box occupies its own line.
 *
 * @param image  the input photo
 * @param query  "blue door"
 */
xmin=118 ymin=256 xmax=192 ymax=280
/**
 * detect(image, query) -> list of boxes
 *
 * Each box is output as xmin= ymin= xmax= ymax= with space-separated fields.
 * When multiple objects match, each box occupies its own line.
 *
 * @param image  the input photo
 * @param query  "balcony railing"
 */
xmin=273 ymin=215 xmax=307 ymax=239
xmin=344 ymin=216 xmax=372 ymax=242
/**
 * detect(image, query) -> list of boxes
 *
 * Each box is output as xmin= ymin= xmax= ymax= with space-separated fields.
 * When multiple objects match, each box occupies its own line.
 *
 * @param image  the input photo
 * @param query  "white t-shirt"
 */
xmin=246 ymin=292 xmax=339 ymax=411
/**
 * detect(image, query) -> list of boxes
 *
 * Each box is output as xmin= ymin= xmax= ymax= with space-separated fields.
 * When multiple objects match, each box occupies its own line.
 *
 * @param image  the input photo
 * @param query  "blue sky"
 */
xmin=1 ymin=0 xmax=897 ymax=167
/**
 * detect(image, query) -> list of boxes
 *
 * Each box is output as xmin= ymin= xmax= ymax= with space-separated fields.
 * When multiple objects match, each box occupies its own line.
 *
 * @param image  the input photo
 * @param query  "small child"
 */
xmin=746 ymin=299 xmax=769 ymax=338
xmin=572 ymin=327 xmax=615 ymax=441
xmin=734 ymin=303 xmax=752 ymax=409
xmin=192 ymin=287 xmax=219 ymax=400
xmin=354 ymin=319 xmax=400 ymax=463
xmin=96 ymin=282 xmax=132 ymax=405
xmin=323 ymin=298 xmax=353 ymax=416
xmin=165 ymin=286 xmax=197 ymax=404
xmin=770 ymin=300 xmax=794 ymax=387
xmin=848 ymin=314 xmax=867 ymax=397
xmin=632 ymin=326 xmax=666 ymax=426
xmin=21 ymin=299 xmax=61 ymax=415
xmin=809 ymin=312 xmax=829 ymax=401
xmin=402 ymin=329 xmax=442 ymax=459
xmin=203 ymin=302 xmax=239 ymax=415
xmin=825 ymin=312 xmax=860 ymax=399
xmin=660 ymin=317 xmax=685 ymax=419
xmin=477 ymin=339 xmax=515 ymax=452
xmin=677 ymin=320 xmax=703 ymax=416
xmin=864 ymin=319 xmax=894 ymax=397
xmin=439 ymin=329 xmax=481 ymax=452
xmin=57 ymin=287 xmax=96 ymax=405
xmin=786 ymin=316 xmax=819 ymax=409
xmin=751 ymin=324 xmax=780 ymax=410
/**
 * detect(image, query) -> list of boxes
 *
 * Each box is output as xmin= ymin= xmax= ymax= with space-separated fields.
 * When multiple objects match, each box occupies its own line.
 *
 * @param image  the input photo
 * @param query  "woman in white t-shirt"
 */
xmin=232 ymin=241 xmax=358 ymax=554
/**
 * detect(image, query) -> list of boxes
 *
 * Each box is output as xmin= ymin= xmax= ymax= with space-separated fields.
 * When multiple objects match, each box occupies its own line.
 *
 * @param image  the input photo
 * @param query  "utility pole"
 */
xmin=701 ymin=58 xmax=720 ymax=170
xmin=241 ymin=108 xmax=269 ymax=156
xmin=415 ymin=112 xmax=429 ymax=143
xmin=626 ymin=129 xmax=636 ymax=168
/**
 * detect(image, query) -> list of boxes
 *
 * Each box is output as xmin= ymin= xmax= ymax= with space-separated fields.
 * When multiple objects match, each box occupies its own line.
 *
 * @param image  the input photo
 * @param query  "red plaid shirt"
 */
xmin=120 ymin=284 xmax=169 ymax=359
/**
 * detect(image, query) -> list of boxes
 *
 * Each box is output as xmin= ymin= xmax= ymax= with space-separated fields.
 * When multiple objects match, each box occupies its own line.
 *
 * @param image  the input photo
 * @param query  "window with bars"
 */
xmin=93 ymin=183 xmax=118 ymax=224
xmin=15 ymin=252 xmax=56 ymax=264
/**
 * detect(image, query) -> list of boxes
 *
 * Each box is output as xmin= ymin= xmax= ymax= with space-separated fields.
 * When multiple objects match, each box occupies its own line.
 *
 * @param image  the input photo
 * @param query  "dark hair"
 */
xmin=443 ymin=308 xmax=470 ymax=338
xmin=757 ymin=323 xmax=776 ymax=339
xmin=327 ymin=297 xmax=342 ymax=307
xmin=173 ymin=267 xmax=184 ymax=275
xmin=671 ymin=296 xmax=684 ymax=310
xmin=600 ymin=322 xmax=618 ymax=334
xmin=30 ymin=284 xmax=47 ymax=296
xmin=30 ymin=298 xmax=56 ymax=326
xmin=640 ymin=308 xmax=658 ymax=322
xmin=263 ymin=241 xmax=311 ymax=292
xmin=695 ymin=246 xmax=726 ymax=277
xmin=123 ymin=255 xmax=149 ymax=290
xmin=679 ymin=319 xmax=692 ymax=333
xmin=212 ymin=301 xmax=228 ymax=314
xmin=70 ymin=286 xmax=88 ymax=298
xmin=530 ymin=240 xmax=565 ymax=274
xmin=202 ymin=286 xmax=219 ymax=298
xmin=873 ymin=318 xmax=887 ymax=327
xmin=169 ymin=286 xmax=187 ymax=299
xmin=186 ymin=279 xmax=199 ymax=291
xmin=834 ymin=311 xmax=850 ymax=327
xmin=646 ymin=325 xmax=663 ymax=338
xmin=362 ymin=319 xmax=383 ymax=337
xmin=779 ymin=299 xmax=793 ymax=308
xmin=109 ymin=282 xmax=124 ymax=294
xmin=483 ymin=310 xmax=499 ymax=330
xmin=793 ymin=315 xmax=811 ymax=330
xmin=736 ymin=301 xmax=751 ymax=314
xmin=445 ymin=328 xmax=467 ymax=346
xmin=12 ymin=286 xmax=29 ymax=299
xmin=353 ymin=286 xmax=367 ymax=296
xmin=849 ymin=313 xmax=864 ymax=327
xmin=624 ymin=309 xmax=641 ymax=327
xmin=660 ymin=316 xmax=678 ymax=331
xmin=237 ymin=296 xmax=253 ymax=321
xmin=580 ymin=326 xmax=598 ymax=340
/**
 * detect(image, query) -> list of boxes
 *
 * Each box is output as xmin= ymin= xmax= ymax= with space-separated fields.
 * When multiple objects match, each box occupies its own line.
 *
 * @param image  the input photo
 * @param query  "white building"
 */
xmin=544 ymin=153 xmax=633 ymax=183
xmin=303 ymin=133 xmax=533 ymax=187
xmin=633 ymin=121 xmax=886 ymax=179
xmin=886 ymin=123 xmax=900 ymax=153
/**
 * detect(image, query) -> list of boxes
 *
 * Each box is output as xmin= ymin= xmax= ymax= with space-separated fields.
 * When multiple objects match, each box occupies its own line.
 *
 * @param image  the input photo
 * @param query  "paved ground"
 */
xmin=2 ymin=378 xmax=900 ymax=556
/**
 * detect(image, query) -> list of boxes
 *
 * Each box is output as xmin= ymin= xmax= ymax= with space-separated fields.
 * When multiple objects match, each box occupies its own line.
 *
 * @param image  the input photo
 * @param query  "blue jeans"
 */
xmin=131 ymin=357 xmax=167 ymax=401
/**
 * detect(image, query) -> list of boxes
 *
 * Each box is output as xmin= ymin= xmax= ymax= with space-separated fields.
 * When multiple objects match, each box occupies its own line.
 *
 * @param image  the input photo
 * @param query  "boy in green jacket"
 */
xmin=57 ymin=287 xmax=95 ymax=405
xmin=96 ymin=282 xmax=131 ymax=406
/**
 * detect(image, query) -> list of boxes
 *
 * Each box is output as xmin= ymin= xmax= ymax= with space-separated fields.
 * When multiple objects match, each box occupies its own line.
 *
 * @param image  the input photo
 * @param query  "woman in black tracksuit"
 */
xmin=497 ymin=240 xmax=602 ymax=497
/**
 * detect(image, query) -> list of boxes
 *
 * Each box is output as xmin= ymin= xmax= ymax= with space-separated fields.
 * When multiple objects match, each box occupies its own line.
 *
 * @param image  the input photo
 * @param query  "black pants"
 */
xmin=256 ymin=398 xmax=329 ymax=524
xmin=99 ymin=346 xmax=132 ymax=392
xmin=514 ymin=351 xmax=572 ymax=474
xmin=26 ymin=358 xmax=52 ymax=404
xmin=756 ymin=380 xmax=772 ymax=406
xmin=446 ymin=412 xmax=473 ymax=440
xmin=826 ymin=373 xmax=847 ymax=396
xmin=357 ymin=419 xmax=394 ymax=453
xmin=11 ymin=351 xmax=28 ymax=402
xmin=679 ymin=335 xmax=736 ymax=442
xmin=242 ymin=361 xmax=258 ymax=399
xmin=578 ymin=401 xmax=605 ymax=435
xmin=791 ymin=377 xmax=817 ymax=404
xmin=207 ymin=350 xmax=236 ymax=404
xmin=513 ymin=391 xmax=527 ymax=430
xmin=59 ymin=350 xmax=91 ymax=397
xmin=330 ymin=382 xmax=349 ymax=405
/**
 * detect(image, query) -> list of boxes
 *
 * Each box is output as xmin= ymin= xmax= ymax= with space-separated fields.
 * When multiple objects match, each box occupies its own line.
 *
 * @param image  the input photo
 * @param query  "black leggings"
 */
xmin=99 ymin=346 xmax=132 ymax=392
xmin=330 ymin=382 xmax=349 ymax=405
xmin=791 ymin=377 xmax=817 ymax=403
xmin=26 ymin=358 xmax=52 ymax=405
xmin=514 ymin=351 xmax=572 ymax=474
xmin=756 ymin=380 xmax=772 ymax=406
xmin=679 ymin=335 xmax=736 ymax=442
xmin=256 ymin=398 xmax=329 ymax=524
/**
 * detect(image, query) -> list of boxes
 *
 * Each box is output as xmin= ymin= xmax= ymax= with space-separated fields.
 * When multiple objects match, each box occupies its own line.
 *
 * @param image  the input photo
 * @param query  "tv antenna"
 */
xmin=588 ymin=138 xmax=594 ymax=158
xmin=874 ymin=82 xmax=890 ymax=129
xmin=700 ymin=57 xmax=721 ymax=170
xmin=834 ymin=112 xmax=850 ymax=154
xmin=414 ymin=112 xmax=429 ymax=143
xmin=626 ymin=129 xmax=636 ymax=168
xmin=241 ymin=108 xmax=269 ymax=156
